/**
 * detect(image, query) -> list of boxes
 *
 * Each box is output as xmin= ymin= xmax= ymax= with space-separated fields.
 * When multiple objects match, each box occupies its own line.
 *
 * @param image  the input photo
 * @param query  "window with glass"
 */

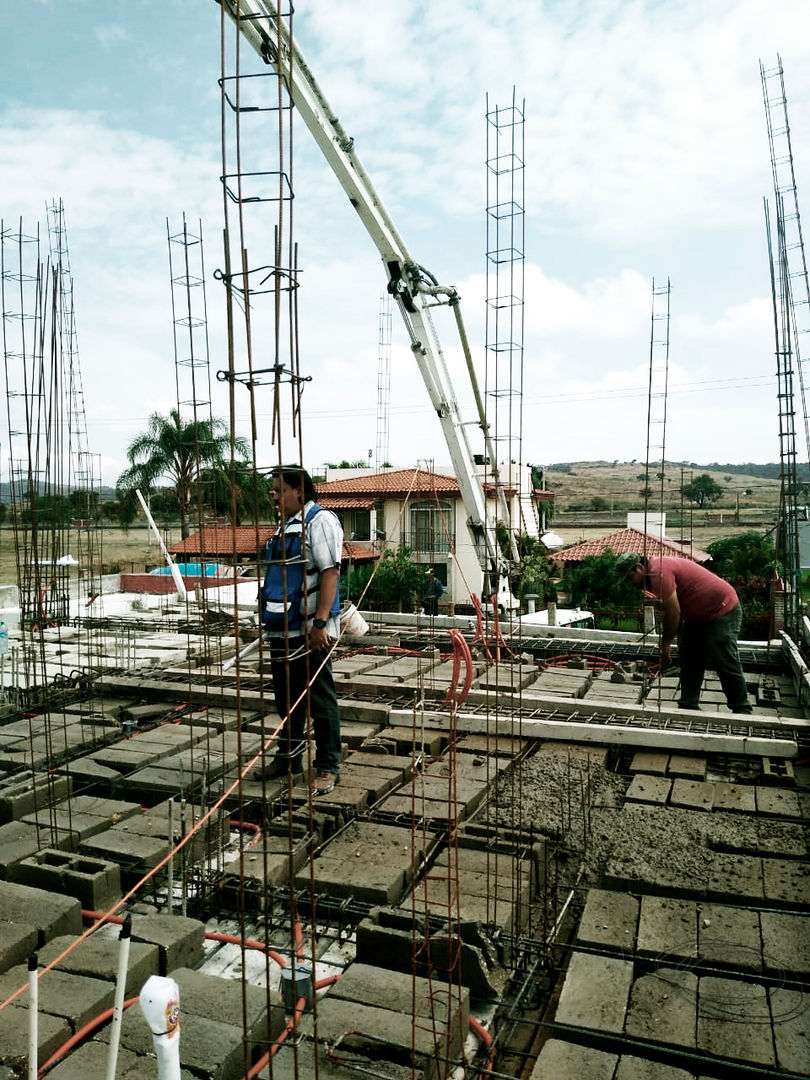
xmin=408 ymin=500 xmax=453 ymax=554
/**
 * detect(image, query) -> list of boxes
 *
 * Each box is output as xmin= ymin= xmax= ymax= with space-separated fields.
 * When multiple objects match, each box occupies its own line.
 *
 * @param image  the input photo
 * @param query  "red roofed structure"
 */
xmin=555 ymin=527 xmax=710 ymax=568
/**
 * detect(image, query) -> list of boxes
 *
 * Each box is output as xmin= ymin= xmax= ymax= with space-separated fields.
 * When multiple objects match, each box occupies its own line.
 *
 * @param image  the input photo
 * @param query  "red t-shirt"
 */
xmin=644 ymin=556 xmax=739 ymax=622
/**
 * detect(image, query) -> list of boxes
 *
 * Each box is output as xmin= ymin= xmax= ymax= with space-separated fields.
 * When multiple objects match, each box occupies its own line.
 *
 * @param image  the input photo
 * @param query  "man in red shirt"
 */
xmin=616 ymin=552 xmax=752 ymax=713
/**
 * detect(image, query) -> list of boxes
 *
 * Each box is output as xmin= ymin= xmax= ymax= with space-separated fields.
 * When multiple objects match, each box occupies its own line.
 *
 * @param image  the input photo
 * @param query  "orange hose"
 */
xmin=37 ymin=996 xmax=139 ymax=1077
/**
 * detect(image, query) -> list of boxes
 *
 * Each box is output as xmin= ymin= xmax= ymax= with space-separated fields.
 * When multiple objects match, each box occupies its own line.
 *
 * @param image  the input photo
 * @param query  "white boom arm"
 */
xmin=219 ymin=0 xmax=518 ymax=606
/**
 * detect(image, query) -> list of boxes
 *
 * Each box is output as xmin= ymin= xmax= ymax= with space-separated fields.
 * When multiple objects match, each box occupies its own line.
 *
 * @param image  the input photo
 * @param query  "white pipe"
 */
xmin=135 ymin=489 xmax=187 ymax=601
xmin=139 ymin=975 xmax=181 ymax=1080
xmin=221 ymin=633 xmax=263 ymax=672
xmin=27 ymin=953 xmax=38 ymax=1080
xmin=105 ymin=915 xmax=132 ymax=1080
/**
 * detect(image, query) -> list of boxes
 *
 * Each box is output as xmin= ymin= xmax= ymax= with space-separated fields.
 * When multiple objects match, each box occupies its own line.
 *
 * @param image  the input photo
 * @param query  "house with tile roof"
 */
xmin=316 ymin=465 xmax=553 ymax=611
xmin=168 ymin=523 xmax=377 ymax=574
xmin=554 ymin=526 xmax=710 ymax=569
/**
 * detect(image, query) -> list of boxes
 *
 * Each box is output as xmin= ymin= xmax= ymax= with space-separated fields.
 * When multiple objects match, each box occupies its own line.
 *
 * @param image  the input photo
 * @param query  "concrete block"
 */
xmin=706 ymin=853 xmax=764 ymax=904
xmin=625 ymin=774 xmax=672 ymax=806
xmin=769 ymin=987 xmax=810 ymax=1075
xmin=345 ymin=750 xmax=416 ymax=776
xmin=762 ymin=858 xmax=810 ymax=908
xmin=528 ymin=1039 xmax=617 ymax=1080
xmin=370 ymin=725 xmax=444 ymax=757
xmin=576 ymin=888 xmax=639 ymax=952
xmin=301 ymin=995 xmax=463 ymax=1080
xmin=299 ymin=854 xmax=408 ymax=905
xmin=698 ymin=903 xmax=762 ymax=973
xmin=761 ymin=756 xmax=794 ymax=785
xmin=624 ymin=967 xmax=697 ymax=1049
xmin=712 ymin=782 xmax=756 ymax=814
xmin=55 ymin=757 xmax=123 ymax=793
xmin=329 ymin=961 xmax=469 ymax=1029
xmin=0 ymin=771 xmax=71 ymax=824
xmin=615 ymin=1055 xmax=695 ymax=1079
xmin=130 ymin=914 xmax=205 ymax=975
xmin=0 ymin=920 xmax=38 ymax=974
xmin=755 ymin=786 xmax=802 ymax=818
xmin=698 ymin=976 xmax=775 ymax=1066
xmin=80 ymin=827 xmax=171 ymax=871
xmin=39 ymin=931 xmax=159 ymax=996
xmin=456 ymin=733 xmax=527 ymax=757
xmin=555 ymin=951 xmax=633 ymax=1033
xmin=108 ymin=1001 xmax=250 ymax=1079
xmin=424 ymin=754 xmax=511 ymax=784
xmin=45 ymin=1041 xmax=152 ymax=1080
xmin=0 ymin=963 xmax=114 ymax=1031
xmin=0 ymin=880 xmax=81 ymax=947
xmin=629 ymin=752 xmax=669 ymax=775
xmin=0 ymin=1004 xmax=70 ymax=1074
xmin=667 ymin=755 xmax=707 ymax=780
xmin=9 ymin=849 xmax=121 ymax=910
xmin=755 ymin=819 xmax=807 ymax=859
xmin=171 ymin=966 xmax=285 ymax=1044
xmin=0 ymin=821 xmax=72 ymax=880
xmin=669 ymin=779 xmax=714 ymax=812
xmin=338 ymin=720 xmax=387 ymax=748
xmin=637 ymin=897 xmax=697 ymax=962
xmin=760 ymin=911 xmax=810 ymax=978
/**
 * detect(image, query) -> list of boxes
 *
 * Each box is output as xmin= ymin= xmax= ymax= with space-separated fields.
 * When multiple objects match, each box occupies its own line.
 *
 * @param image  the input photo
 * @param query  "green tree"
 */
xmin=705 ymin=531 xmax=777 ymax=616
xmin=562 ymin=548 xmax=638 ymax=610
xmin=360 ymin=545 xmax=423 ymax=612
xmin=116 ymin=410 xmax=249 ymax=538
xmin=682 ymin=473 xmax=723 ymax=508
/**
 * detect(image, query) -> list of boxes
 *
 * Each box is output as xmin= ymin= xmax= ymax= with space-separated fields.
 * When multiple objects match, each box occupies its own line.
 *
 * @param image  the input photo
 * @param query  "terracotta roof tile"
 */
xmin=169 ymin=526 xmax=378 ymax=564
xmin=318 ymin=469 xmax=459 ymax=496
xmin=556 ymin=527 xmax=709 ymax=564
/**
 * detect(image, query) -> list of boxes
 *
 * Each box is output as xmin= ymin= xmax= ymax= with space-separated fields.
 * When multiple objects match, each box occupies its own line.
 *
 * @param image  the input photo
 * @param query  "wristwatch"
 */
xmin=313 ymin=618 xmax=327 ymax=630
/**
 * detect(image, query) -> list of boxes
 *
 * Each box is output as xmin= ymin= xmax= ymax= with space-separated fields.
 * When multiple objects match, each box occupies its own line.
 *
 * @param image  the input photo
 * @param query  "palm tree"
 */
xmin=116 ymin=409 xmax=249 ymax=538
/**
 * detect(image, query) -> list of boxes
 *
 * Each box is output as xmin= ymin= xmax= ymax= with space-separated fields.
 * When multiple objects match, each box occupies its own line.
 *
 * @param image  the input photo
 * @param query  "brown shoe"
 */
xmin=313 ymin=771 xmax=338 ymax=796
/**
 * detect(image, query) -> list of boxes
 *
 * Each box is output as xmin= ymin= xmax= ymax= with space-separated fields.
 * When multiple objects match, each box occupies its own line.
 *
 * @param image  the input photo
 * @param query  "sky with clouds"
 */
xmin=2 ymin=0 xmax=809 ymax=489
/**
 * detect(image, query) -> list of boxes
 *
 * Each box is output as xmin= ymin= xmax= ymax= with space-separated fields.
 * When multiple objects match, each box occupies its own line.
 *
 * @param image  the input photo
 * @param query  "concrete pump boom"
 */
xmin=218 ymin=0 xmax=519 ymax=608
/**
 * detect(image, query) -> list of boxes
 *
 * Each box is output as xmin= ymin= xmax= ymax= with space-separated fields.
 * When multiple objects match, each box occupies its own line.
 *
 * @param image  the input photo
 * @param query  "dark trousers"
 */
xmin=677 ymin=603 xmax=752 ymax=713
xmin=270 ymin=641 xmax=341 ymax=772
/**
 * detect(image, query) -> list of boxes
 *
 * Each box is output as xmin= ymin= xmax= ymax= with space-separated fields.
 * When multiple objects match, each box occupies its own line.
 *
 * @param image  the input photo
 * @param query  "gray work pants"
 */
xmin=677 ymin=603 xmax=752 ymax=713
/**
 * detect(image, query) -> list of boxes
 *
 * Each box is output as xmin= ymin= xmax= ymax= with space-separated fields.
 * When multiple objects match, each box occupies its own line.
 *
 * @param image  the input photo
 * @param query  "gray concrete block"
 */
xmin=0 ymin=880 xmax=81 ymax=947
xmin=712 ymin=782 xmax=756 ymax=814
xmin=555 ymin=951 xmax=633 ymax=1033
xmin=769 ymin=987 xmax=810 ymax=1075
xmin=755 ymin=819 xmax=808 ymax=859
xmin=299 ymin=854 xmax=407 ymax=905
xmin=615 ymin=1055 xmax=695 ymax=1079
xmin=706 ymin=852 xmax=764 ymax=904
xmin=130 ymin=914 xmax=205 ymax=976
xmin=329 ymin=962 xmax=470 ymax=1028
xmin=257 ymin=1037 xmax=419 ymax=1080
xmin=0 ymin=963 xmax=114 ymax=1032
xmin=629 ymin=751 xmax=669 ymax=775
xmin=624 ymin=967 xmax=697 ymax=1049
xmin=9 ymin=849 xmax=121 ymax=910
xmin=46 ymin=1041 xmax=152 ymax=1080
xmin=0 ymin=771 xmax=71 ymax=824
xmin=667 ymin=755 xmax=707 ymax=780
xmin=638 ymin=897 xmax=697 ymax=962
xmin=528 ymin=1039 xmax=617 ymax=1080
xmin=302 ymin=995 xmax=464 ymax=1080
xmin=626 ymin=774 xmax=672 ymax=806
xmin=698 ymin=903 xmax=762 ymax=973
xmin=755 ymin=786 xmax=802 ymax=818
xmin=576 ymin=888 xmax=639 ymax=952
xmin=171 ymin=966 xmax=285 ymax=1044
xmin=669 ymin=779 xmax=714 ymax=812
xmin=0 ymin=920 xmax=38 ymax=975
xmin=0 ymin=1004 xmax=70 ymax=1074
xmin=698 ymin=976 xmax=775 ymax=1066
xmin=38 ymin=931 xmax=159 ymax=996
xmin=762 ymin=858 xmax=810 ymax=908
xmin=456 ymin=733 xmax=527 ymax=757
xmin=371 ymin=726 xmax=444 ymax=757
xmin=110 ymin=1002 xmax=249 ymax=1079
xmin=80 ymin=827 xmax=171 ymax=870
xmin=760 ymin=911 xmax=810 ymax=978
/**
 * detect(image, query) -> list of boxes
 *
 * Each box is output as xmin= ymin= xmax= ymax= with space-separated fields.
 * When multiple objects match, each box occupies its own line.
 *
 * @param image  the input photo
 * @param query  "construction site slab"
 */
xmin=555 ymin=950 xmax=633 ymax=1033
xmin=760 ymin=910 xmax=810 ymax=978
xmin=629 ymin=751 xmax=669 ymax=775
xmin=698 ymin=976 xmax=775 ymax=1066
xmin=713 ymin=782 xmax=756 ymax=813
xmin=762 ymin=857 xmax=810 ymax=907
xmin=669 ymin=778 xmax=714 ymax=812
xmin=80 ymin=827 xmax=171 ymax=871
xmin=625 ymin=774 xmax=672 ymax=806
xmin=624 ymin=967 xmax=697 ymax=1049
xmin=38 ymin=931 xmax=159 ymax=996
xmin=707 ymin=852 xmax=764 ymax=904
xmin=0 ymin=880 xmax=81 ymax=946
xmin=769 ymin=987 xmax=810 ymax=1075
xmin=0 ymin=963 xmax=114 ymax=1031
xmin=529 ymin=1039 xmax=617 ymax=1080
xmin=637 ymin=897 xmax=697 ymax=962
xmin=755 ymin=785 xmax=802 ymax=818
xmin=667 ymin=754 xmax=707 ymax=780
xmin=258 ymin=1037 xmax=421 ymax=1080
xmin=698 ymin=903 xmax=762 ymax=972
xmin=0 ymin=1004 xmax=70 ymax=1075
xmin=576 ymin=888 xmax=639 ymax=951
xmin=171 ymin=965 xmax=285 ymax=1044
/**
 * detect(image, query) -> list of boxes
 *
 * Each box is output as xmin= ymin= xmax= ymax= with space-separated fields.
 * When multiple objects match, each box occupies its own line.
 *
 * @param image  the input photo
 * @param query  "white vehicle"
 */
xmin=221 ymin=0 xmax=520 ymax=612
xmin=520 ymin=608 xmax=595 ymax=630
